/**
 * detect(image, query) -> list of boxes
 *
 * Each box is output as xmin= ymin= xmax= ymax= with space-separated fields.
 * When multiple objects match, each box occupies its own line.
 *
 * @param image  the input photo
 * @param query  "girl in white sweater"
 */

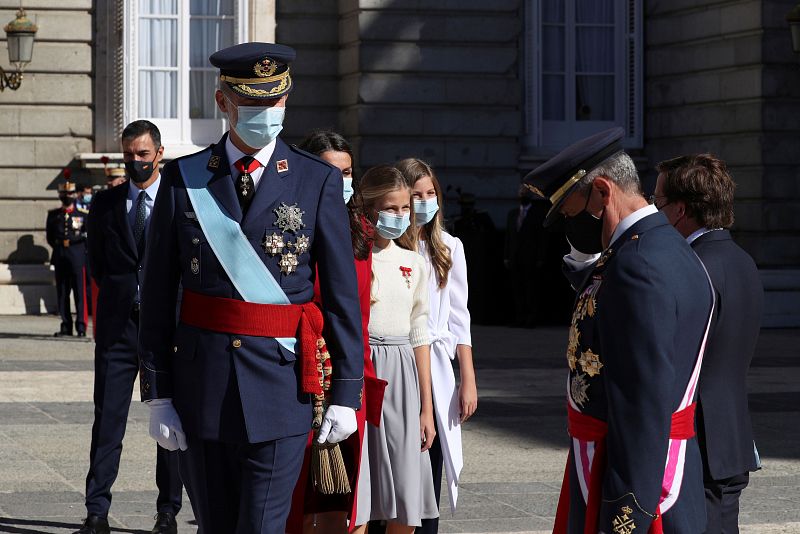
xmin=352 ymin=165 xmax=438 ymax=534
xmin=396 ymin=159 xmax=477 ymax=534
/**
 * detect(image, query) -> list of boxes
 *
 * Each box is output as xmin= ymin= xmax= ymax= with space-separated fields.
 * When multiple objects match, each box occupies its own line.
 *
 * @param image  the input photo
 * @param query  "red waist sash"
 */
xmin=553 ymin=402 xmax=696 ymax=534
xmin=179 ymin=289 xmax=324 ymax=396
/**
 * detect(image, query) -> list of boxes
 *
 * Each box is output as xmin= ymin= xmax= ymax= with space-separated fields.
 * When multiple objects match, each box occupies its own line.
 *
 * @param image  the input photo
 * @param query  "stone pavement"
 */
xmin=0 ymin=315 xmax=798 ymax=533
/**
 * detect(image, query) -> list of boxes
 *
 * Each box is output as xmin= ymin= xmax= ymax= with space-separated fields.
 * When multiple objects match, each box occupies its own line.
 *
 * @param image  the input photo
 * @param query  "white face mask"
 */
xmin=413 ymin=198 xmax=439 ymax=226
xmin=229 ymin=103 xmax=285 ymax=149
xmin=343 ymin=177 xmax=354 ymax=204
xmin=375 ymin=211 xmax=411 ymax=240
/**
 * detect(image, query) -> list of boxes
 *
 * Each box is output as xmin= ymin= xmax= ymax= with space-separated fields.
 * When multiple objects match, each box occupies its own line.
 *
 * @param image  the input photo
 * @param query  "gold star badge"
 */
xmin=262 ymin=232 xmax=285 ymax=256
xmin=578 ymin=348 xmax=603 ymax=377
xmin=290 ymin=235 xmax=310 ymax=255
xmin=279 ymin=251 xmax=299 ymax=275
xmin=274 ymin=203 xmax=305 ymax=234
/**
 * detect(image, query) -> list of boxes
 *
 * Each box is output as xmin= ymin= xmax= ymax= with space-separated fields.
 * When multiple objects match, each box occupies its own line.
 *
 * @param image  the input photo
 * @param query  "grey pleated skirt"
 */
xmin=353 ymin=335 xmax=439 ymax=527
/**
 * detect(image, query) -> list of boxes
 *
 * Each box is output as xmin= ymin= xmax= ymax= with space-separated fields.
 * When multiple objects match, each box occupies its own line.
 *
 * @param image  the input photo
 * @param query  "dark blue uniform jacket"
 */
xmin=563 ymin=212 xmax=712 ymax=533
xmin=138 ymin=134 xmax=364 ymax=444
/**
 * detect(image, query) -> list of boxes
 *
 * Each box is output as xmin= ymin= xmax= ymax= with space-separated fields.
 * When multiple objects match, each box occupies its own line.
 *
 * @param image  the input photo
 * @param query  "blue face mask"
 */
xmin=376 ymin=211 xmax=411 ymax=240
xmin=82 ymin=194 xmax=93 ymax=204
xmin=230 ymin=104 xmax=285 ymax=149
xmin=413 ymin=198 xmax=439 ymax=226
xmin=343 ymin=177 xmax=354 ymax=204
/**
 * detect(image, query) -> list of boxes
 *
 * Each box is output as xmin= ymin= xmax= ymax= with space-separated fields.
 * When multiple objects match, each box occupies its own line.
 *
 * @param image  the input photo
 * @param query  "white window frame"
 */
xmin=523 ymin=0 xmax=642 ymax=151
xmin=123 ymin=0 xmax=249 ymax=152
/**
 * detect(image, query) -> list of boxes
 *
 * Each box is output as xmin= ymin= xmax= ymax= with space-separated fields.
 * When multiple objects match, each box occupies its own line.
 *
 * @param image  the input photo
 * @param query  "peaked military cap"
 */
xmin=57 ymin=182 xmax=76 ymax=193
xmin=523 ymin=127 xmax=625 ymax=226
xmin=210 ymin=42 xmax=296 ymax=100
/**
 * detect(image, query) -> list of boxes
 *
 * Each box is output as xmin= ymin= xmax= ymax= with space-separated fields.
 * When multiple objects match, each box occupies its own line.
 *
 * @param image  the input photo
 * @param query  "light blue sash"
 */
xmin=179 ymin=154 xmax=296 ymax=353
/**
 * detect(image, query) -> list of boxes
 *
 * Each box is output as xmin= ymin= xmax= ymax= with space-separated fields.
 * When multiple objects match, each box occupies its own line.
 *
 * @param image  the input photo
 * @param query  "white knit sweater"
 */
xmin=368 ymin=240 xmax=430 ymax=347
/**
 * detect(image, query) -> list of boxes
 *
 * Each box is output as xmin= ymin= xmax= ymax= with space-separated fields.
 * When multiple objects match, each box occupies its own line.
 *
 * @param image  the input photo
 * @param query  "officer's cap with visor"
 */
xmin=523 ymin=127 xmax=625 ymax=226
xmin=210 ymin=42 xmax=296 ymax=100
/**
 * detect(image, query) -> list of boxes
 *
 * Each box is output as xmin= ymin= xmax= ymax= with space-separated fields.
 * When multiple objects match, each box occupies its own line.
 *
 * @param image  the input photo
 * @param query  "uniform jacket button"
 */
xmin=192 ymin=237 xmax=200 ymax=245
xmin=232 ymin=339 xmax=242 ymax=349
xmin=173 ymin=346 xmax=178 ymax=353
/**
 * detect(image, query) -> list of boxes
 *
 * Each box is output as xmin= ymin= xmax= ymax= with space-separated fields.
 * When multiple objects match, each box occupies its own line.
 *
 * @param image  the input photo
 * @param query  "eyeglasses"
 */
xmin=648 ymin=194 xmax=671 ymax=210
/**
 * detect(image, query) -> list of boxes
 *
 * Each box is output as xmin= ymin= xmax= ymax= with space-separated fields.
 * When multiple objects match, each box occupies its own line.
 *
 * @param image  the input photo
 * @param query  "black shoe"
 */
xmin=73 ymin=515 xmax=110 ymax=534
xmin=151 ymin=512 xmax=177 ymax=534
xmin=77 ymin=331 xmax=87 ymax=337
xmin=54 ymin=330 xmax=74 ymax=337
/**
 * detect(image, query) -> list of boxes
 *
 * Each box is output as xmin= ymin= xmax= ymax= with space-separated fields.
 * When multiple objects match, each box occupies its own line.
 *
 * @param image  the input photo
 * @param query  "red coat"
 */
xmin=286 ymin=253 xmax=386 ymax=532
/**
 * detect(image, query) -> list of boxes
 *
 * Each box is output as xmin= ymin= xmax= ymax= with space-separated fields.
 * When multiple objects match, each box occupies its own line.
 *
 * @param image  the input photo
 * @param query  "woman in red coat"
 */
xmin=287 ymin=130 xmax=386 ymax=534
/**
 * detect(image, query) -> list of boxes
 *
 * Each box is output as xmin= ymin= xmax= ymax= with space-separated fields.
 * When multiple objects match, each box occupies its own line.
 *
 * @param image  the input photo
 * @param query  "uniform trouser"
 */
xmin=703 ymin=472 xmax=749 ymax=534
xmin=416 ymin=417 xmax=443 ymax=534
xmin=179 ymin=432 xmax=307 ymax=534
xmin=55 ymin=258 xmax=86 ymax=333
xmin=85 ymin=312 xmax=183 ymax=517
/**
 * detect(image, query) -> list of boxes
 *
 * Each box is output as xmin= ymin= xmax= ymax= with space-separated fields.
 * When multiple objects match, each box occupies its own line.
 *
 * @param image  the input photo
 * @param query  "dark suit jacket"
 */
xmin=87 ymin=182 xmax=157 ymax=349
xmin=565 ymin=212 xmax=712 ymax=533
xmin=691 ymin=229 xmax=762 ymax=480
xmin=503 ymin=200 xmax=548 ymax=270
xmin=138 ymin=134 xmax=364 ymax=444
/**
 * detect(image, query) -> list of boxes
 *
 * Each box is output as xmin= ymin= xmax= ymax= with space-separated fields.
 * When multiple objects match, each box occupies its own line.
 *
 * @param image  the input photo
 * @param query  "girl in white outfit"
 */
xmin=352 ymin=165 xmax=439 ymax=534
xmin=396 ymin=158 xmax=478 ymax=533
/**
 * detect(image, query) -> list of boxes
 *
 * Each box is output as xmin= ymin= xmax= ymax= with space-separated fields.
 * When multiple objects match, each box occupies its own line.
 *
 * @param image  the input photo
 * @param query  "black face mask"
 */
xmin=564 ymin=192 xmax=604 ymax=254
xmin=125 ymin=157 xmax=157 ymax=184
xmin=60 ymin=195 xmax=74 ymax=206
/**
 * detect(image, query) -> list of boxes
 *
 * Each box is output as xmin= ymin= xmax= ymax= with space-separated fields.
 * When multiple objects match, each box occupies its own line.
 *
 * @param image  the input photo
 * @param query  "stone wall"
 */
xmin=276 ymin=0 xmax=524 ymax=224
xmin=0 ymin=0 xmax=93 ymax=312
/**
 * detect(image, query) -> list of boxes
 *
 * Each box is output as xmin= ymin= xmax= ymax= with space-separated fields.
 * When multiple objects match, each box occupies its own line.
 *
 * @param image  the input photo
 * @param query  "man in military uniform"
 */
xmin=524 ymin=128 xmax=713 ymax=533
xmin=654 ymin=154 xmax=763 ymax=534
xmin=46 ymin=182 xmax=88 ymax=337
xmin=139 ymin=43 xmax=364 ymax=534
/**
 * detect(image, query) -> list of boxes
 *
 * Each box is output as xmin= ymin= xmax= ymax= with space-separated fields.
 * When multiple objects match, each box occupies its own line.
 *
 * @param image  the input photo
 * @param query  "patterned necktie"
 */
xmin=233 ymin=156 xmax=260 ymax=215
xmin=133 ymin=190 xmax=147 ymax=253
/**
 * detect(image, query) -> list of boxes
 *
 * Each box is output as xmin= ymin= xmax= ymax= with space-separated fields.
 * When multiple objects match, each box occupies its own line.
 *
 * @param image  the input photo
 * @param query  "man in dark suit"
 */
xmin=46 ymin=181 xmax=88 ymax=337
xmin=138 ymin=43 xmax=364 ymax=534
xmin=524 ymin=128 xmax=713 ymax=534
xmin=77 ymin=120 xmax=182 ymax=534
xmin=654 ymin=154 xmax=763 ymax=534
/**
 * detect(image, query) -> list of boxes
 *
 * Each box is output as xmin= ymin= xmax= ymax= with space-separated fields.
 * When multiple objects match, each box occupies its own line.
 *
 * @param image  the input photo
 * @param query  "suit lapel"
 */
xmin=205 ymin=133 xmax=244 ymax=223
xmin=114 ymin=184 xmax=138 ymax=258
xmin=242 ymin=138 xmax=293 ymax=229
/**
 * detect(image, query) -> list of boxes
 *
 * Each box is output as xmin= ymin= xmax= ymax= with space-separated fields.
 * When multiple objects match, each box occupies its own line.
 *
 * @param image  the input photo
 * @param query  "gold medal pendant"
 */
xmin=279 ymin=251 xmax=299 ymax=275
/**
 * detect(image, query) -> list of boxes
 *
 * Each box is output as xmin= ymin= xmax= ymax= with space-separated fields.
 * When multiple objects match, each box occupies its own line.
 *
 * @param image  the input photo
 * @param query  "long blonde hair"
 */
xmin=395 ymin=158 xmax=452 ymax=288
xmin=356 ymin=165 xmax=417 ymax=252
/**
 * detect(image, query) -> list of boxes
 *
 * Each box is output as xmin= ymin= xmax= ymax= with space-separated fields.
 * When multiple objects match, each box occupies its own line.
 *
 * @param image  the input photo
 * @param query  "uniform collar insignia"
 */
xmin=277 ymin=159 xmax=289 ymax=173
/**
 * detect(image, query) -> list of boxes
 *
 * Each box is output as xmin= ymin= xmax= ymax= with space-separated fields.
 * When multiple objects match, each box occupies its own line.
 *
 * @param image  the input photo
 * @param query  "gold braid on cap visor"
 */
xmin=549 ymin=169 xmax=587 ymax=205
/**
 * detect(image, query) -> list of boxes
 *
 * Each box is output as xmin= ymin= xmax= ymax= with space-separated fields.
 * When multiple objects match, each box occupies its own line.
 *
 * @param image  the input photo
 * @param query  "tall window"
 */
xmin=126 ymin=0 xmax=246 ymax=148
xmin=524 ymin=0 xmax=642 ymax=150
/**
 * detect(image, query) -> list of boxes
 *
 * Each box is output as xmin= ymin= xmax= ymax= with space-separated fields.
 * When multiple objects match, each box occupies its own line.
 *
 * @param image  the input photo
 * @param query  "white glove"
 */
xmin=317 ymin=405 xmax=357 ymax=444
xmin=147 ymin=398 xmax=188 ymax=451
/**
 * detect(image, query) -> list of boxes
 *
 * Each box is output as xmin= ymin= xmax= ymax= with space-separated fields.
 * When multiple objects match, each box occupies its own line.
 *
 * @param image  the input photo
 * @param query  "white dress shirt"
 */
xmin=126 ymin=175 xmax=161 ymax=237
xmin=225 ymin=135 xmax=277 ymax=190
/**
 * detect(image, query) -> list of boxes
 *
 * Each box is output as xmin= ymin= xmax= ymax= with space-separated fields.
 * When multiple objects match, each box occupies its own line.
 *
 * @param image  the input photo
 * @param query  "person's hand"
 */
xmin=317 ymin=405 xmax=357 ymax=444
xmin=147 ymin=399 xmax=188 ymax=451
xmin=459 ymin=379 xmax=478 ymax=423
xmin=420 ymin=410 xmax=436 ymax=452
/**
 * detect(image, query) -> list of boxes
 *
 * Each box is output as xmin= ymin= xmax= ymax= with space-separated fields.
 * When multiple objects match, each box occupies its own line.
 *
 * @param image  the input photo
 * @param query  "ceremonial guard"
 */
xmin=46 ymin=181 xmax=88 ymax=337
xmin=524 ymin=128 xmax=714 ymax=533
xmin=654 ymin=154 xmax=763 ymax=533
xmin=138 ymin=43 xmax=364 ymax=534
xmin=76 ymin=120 xmax=183 ymax=534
